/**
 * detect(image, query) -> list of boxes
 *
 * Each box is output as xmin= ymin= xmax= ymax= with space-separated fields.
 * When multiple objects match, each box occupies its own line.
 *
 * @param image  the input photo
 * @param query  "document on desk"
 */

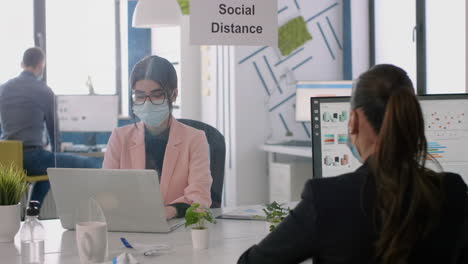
xmin=218 ymin=202 xmax=299 ymax=221
xmin=218 ymin=205 xmax=267 ymax=220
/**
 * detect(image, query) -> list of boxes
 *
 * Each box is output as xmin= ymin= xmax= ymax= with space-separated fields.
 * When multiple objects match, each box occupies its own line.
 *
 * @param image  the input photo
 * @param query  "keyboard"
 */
xmin=63 ymin=144 xmax=106 ymax=153
xmin=266 ymin=140 xmax=312 ymax=147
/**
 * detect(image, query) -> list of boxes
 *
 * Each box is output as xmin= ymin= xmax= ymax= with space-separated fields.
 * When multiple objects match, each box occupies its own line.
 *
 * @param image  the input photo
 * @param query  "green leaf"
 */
xmin=263 ymin=201 xmax=290 ymax=222
xmin=0 ymin=163 xmax=27 ymax=205
xmin=184 ymin=203 xmax=216 ymax=229
xmin=269 ymin=224 xmax=276 ymax=232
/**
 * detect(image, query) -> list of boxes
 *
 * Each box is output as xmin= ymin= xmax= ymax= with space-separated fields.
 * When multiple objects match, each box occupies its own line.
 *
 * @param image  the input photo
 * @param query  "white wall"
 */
xmin=232 ymin=0 xmax=347 ymax=206
xmin=233 ymin=47 xmax=270 ymax=205
xmin=201 ymin=45 xmax=239 ymax=206
xmin=201 ymin=0 xmax=369 ymax=206
xmin=200 ymin=46 xmax=218 ymax=128
xmin=180 ymin=16 xmax=202 ymax=120
xmin=351 ymin=0 xmax=370 ymax=78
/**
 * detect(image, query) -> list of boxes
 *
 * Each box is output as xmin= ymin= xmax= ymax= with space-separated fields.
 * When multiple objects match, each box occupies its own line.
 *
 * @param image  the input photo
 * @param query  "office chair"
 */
xmin=453 ymin=196 xmax=468 ymax=264
xmin=0 ymin=140 xmax=49 ymax=199
xmin=178 ymin=119 xmax=226 ymax=208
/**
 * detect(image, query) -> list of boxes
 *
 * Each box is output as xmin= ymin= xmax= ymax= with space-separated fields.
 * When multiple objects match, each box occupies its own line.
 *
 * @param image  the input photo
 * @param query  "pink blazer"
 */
xmin=103 ymin=119 xmax=212 ymax=209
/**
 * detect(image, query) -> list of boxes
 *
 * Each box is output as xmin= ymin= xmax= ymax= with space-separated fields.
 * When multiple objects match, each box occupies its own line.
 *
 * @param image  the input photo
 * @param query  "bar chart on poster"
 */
xmin=56 ymin=95 xmax=118 ymax=132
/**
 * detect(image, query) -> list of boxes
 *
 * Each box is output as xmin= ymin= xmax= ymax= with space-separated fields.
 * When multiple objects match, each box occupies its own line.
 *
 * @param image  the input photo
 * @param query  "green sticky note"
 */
xmin=278 ymin=16 xmax=312 ymax=56
xmin=177 ymin=0 xmax=190 ymax=15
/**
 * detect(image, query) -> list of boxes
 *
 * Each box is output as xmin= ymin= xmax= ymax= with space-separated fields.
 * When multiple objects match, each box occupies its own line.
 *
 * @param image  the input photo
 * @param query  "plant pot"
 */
xmin=0 ymin=204 xmax=21 ymax=243
xmin=191 ymin=228 xmax=209 ymax=249
xmin=265 ymin=221 xmax=280 ymax=232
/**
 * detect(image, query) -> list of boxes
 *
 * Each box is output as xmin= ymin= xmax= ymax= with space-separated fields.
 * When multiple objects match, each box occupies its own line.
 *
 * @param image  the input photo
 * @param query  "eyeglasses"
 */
xmin=132 ymin=90 xmax=166 ymax=105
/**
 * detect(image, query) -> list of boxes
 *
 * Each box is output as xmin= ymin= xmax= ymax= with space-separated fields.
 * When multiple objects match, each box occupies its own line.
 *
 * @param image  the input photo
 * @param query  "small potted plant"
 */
xmin=0 ymin=163 xmax=28 ymax=242
xmin=263 ymin=202 xmax=291 ymax=232
xmin=184 ymin=203 xmax=216 ymax=249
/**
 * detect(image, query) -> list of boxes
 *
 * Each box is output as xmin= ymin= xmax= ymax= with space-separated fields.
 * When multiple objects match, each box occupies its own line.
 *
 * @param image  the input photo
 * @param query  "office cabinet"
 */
xmin=269 ymin=161 xmax=312 ymax=203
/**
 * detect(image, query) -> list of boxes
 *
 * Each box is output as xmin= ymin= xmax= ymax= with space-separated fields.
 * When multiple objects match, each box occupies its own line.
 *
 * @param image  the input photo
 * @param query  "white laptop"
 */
xmin=47 ymin=168 xmax=185 ymax=233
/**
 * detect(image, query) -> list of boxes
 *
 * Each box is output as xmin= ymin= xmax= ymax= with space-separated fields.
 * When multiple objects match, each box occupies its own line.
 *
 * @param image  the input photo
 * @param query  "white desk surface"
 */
xmin=260 ymin=144 xmax=312 ymax=158
xmin=0 ymin=209 xmax=270 ymax=264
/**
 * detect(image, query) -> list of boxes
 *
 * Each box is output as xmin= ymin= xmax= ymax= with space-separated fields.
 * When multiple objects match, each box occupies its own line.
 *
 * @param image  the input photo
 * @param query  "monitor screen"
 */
xmin=295 ymin=81 xmax=352 ymax=122
xmin=422 ymin=95 xmax=468 ymax=183
xmin=311 ymin=97 xmax=361 ymax=178
xmin=311 ymin=94 xmax=468 ymax=183
xmin=56 ymin=95 xmax=118 ymax=132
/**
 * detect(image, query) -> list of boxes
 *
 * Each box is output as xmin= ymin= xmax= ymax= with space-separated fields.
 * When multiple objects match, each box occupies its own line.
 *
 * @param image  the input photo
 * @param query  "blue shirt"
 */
xmin=0 ymin=71 xmax=60 ymax=151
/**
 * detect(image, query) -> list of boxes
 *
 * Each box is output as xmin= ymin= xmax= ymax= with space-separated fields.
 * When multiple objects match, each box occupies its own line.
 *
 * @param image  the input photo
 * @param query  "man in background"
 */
xmin=0 ymin=47 xmax=101 ymax=207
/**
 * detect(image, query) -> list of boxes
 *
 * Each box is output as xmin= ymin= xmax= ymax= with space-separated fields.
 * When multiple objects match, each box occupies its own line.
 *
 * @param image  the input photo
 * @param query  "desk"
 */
xmin=260 ymin=144 xmax=312 ymax=162
xmin=0 ymin=209 xmax=275 ymax=264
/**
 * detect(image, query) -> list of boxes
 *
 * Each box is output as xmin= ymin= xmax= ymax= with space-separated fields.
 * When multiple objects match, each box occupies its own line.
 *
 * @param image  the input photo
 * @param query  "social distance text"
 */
xmin=211 ymin=4 xmax=263 ymax=34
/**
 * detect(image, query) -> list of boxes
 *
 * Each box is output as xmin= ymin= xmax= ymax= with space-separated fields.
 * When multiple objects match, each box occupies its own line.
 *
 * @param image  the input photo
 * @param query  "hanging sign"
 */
xmin=190 ymin=0 xmax=278 ymax=46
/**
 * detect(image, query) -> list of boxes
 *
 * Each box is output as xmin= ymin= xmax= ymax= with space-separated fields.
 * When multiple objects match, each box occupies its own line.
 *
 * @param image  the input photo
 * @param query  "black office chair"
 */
xmin=178 ymin=119 xmax=226 ymax=208
xmin=454 ymin=196 xmax=468 ymax=264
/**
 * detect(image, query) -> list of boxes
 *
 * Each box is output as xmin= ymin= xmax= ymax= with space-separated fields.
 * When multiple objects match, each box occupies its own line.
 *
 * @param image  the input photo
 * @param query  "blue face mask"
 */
xmin=132 ymin=101 xmax=170 ymax=127
xmin=346 ymin=135 xmax=363 ymax=163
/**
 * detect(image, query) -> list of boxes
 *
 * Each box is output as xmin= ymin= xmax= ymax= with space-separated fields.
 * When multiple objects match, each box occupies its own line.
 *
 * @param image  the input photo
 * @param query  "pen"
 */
xmin=120 ymin=237 xmax=134 ymax=249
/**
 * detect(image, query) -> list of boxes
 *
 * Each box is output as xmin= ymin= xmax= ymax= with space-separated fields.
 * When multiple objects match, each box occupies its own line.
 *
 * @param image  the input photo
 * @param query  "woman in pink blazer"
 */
xmin=103 ymin=56 xmax=212 ymax=219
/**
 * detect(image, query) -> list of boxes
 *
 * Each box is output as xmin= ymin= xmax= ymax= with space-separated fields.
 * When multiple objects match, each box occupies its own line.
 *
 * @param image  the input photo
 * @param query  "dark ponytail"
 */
xmin=352 ymin=64 xmax=443 ymax=264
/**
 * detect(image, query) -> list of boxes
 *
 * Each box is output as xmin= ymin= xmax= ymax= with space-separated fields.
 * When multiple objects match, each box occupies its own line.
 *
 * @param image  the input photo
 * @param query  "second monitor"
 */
xmin=56 ymin=95 xmax=118 ymax=132
xmin=310 ymin=94 xmax=468 ymax=184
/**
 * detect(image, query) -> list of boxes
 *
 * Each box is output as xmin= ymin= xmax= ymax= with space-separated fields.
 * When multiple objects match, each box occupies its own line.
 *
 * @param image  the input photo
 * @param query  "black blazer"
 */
xmin=238 ymin=164 xmax=468 ymax=264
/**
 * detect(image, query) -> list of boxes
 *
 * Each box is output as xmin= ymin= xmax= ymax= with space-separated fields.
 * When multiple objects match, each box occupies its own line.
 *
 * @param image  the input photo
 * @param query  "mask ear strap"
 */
xmin=169 ymin=90 xmax=177 ymax=102
xmin=160 ymin=85 xmax=171 ymax=103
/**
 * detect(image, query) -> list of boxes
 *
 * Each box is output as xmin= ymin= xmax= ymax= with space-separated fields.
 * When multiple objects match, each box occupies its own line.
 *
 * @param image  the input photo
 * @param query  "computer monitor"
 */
xmin=295 ymin=81 xmax=353 ymax=122
xmin=310 ymin=97 xmax=360 ymax=178
xmin=311 ymin=94 xmax=468 ymax=184
xmin=56 ymin=95 xmax=118 ymax=132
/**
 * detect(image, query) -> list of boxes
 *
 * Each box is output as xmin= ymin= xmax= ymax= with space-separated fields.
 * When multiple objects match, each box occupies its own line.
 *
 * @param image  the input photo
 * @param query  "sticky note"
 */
xmin=178 ymin=0 xmax=190 ymax=15
xmin=278 ymin=16 xmax=312 ymax=56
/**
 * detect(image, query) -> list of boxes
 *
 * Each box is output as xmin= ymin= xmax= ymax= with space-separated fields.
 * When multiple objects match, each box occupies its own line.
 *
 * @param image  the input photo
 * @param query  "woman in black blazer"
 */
xmin=238 ymin=64 xmax=468 ymax=264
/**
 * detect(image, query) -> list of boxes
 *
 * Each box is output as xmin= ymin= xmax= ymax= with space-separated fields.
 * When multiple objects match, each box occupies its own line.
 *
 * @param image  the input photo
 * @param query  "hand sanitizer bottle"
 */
xmin=20 ymin=201 xmax=45 ymax=264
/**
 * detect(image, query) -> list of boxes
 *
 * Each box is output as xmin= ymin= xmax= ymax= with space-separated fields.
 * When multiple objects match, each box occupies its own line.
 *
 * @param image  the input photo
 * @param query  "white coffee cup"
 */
xmin=76 ymin=221 xmax=108 ymax=264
